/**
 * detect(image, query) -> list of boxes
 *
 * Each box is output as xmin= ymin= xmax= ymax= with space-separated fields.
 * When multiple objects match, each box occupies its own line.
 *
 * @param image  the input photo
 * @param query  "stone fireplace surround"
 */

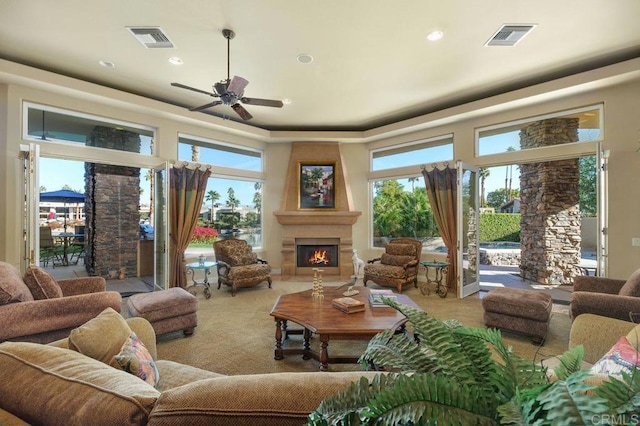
xmin=274 ymin=142 xmax=361 ymax=278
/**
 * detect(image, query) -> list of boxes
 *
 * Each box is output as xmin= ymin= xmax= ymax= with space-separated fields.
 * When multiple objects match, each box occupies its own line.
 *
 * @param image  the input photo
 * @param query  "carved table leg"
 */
xmin=319 ymin=334 xmax=329 ymax=371
xmin=302 ymin=328 xmax=312 ymax=359
xmin=274 ymin=319 xmax=284 ymax=360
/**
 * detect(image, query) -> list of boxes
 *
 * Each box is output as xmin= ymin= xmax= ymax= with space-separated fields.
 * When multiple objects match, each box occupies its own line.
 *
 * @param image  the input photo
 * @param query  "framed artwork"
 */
xmin=298 ymin=162 xmax=336 ymax=209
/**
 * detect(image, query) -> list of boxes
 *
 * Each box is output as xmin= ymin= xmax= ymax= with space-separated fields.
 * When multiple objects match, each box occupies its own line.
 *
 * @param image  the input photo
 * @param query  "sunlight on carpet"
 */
xmin=152 ymin=278 xmax=571 ymax=376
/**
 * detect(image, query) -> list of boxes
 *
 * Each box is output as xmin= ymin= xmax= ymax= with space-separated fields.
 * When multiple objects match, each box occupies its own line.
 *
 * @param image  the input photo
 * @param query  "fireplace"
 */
xmin=297 ymin=240 xmax=339 ymax=268
xmin=274 ymin=142 xmax=362 ymax=278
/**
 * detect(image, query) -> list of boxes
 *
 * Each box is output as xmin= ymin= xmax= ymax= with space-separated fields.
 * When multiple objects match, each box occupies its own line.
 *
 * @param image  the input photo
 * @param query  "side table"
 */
xmin=420 ymin=261 xmax=450 ymax=298
xmin=185 ymin=261 xmax=217 ymax=298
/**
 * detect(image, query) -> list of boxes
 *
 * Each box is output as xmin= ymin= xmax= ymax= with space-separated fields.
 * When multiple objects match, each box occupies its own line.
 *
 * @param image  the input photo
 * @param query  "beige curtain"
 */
xmin=422 ymin=165 xmax=458 ymax=291
xmin=169 ymin=165 xmax=211 ymax=288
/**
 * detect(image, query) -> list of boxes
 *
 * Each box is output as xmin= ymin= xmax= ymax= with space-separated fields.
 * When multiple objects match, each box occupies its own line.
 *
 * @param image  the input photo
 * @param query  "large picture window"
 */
xmin=370 ymin=136 xmax=453 ymax=250
xmin=178 ymin=135 xmax=264 ymax=248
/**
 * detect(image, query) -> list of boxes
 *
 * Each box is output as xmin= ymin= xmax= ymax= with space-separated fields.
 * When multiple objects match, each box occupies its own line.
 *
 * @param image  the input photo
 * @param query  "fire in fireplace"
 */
xmin=297 ymin=245 xmax=339 ymax=268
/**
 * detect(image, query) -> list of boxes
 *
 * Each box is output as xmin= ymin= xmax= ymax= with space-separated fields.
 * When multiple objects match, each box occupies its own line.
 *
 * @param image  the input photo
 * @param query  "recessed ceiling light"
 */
xmin=168 ymin=57 xmax=183 ymax=65
xmin=296 ymin=54 xmax=314 ymax=64
xmin=98 ymin=60 xmax=115 ymax=68
xmin=427 ymin=30 xmax=444 ymax=42
xmin=282 ymin=99 xmax=292 ymax=105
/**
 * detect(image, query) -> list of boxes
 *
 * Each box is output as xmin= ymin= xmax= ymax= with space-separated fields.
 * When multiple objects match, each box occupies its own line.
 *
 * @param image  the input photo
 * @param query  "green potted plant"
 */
xmin=307 ymin=300 xmax=640 ymax=425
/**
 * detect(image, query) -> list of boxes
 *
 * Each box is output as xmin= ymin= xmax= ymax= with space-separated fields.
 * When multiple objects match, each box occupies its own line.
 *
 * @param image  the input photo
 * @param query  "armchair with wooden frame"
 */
xmin=569 ymin=268 xmax=640 ymax=322
xmin=213 ymin=238 xmax=272 ymax=296
xmin=363 ymin=238 xmax=422 ymax=294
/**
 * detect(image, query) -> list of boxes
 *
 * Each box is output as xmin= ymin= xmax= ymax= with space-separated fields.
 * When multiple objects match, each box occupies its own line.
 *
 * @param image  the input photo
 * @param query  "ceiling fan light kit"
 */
xmin=171 ymin=28 xmax=283 ymax=120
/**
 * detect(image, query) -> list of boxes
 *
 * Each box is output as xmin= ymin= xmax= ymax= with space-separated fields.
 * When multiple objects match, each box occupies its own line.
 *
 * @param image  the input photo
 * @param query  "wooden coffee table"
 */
xmin=270 ymin=286 xmax=419 ymax=371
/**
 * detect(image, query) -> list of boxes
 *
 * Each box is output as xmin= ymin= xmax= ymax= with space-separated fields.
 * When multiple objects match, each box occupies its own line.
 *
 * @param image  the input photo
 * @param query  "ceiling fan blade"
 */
xmin=189 ymin=100 xmax=223 ymax=112
xmin=171 ymin=82 xmax=219 ymax=97
xmin=231 ymin=103 xmax=253 ymax=120
xmin=241 ymin=97 xmax=284 ymax=108
xmin=227 ymin=76 xmax=249 ymax=95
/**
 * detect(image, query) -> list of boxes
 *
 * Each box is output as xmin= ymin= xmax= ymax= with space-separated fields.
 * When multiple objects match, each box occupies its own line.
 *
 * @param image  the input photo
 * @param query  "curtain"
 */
xmin=169 ymin=165 xmax=211 ymax=288
xmin=422 ymin=165 xmax=458 ymax=291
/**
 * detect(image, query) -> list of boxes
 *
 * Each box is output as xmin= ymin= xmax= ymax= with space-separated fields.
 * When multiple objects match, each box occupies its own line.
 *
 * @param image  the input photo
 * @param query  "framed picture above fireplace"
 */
xmin=298 ymin=162 xmax=336 ymax=209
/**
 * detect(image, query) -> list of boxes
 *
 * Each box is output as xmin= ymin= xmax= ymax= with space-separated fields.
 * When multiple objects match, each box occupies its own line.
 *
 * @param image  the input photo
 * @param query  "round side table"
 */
xmin=185 ymin=261 xmax=217 ymax=298
xmin=420 ymin=261 xmax=450 ymax=298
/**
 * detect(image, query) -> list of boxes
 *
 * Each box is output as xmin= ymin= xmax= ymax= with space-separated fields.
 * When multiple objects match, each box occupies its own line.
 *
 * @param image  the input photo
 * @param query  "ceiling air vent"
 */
xmin=127 ymin=27 xmax=174 ymax=48
xmin=485 ymin=24 xmax=536 ymax=47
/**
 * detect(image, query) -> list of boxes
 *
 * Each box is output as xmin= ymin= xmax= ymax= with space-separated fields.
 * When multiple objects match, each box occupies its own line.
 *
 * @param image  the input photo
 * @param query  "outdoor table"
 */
xmin=54 ymin=233 xmax=83 ymax=266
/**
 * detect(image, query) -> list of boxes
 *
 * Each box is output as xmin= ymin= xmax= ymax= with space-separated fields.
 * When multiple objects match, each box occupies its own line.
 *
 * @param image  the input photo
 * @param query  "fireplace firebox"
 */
xmin=297 ymin=245 xmax=339 ymax=268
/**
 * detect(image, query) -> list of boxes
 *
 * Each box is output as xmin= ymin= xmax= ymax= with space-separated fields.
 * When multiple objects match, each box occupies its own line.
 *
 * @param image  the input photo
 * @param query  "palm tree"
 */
xmin=479 ymin=167 xmax=490 ymax=208
xmin=205 ymin=190 xmax=220 ymax=225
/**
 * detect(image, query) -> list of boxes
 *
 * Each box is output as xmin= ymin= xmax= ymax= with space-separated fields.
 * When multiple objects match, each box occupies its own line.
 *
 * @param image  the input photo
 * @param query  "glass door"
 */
xmin=597 ymin=145 xmax=608 ymax=277
xmin=457 ymin=161 xmax=480 ymax=298
xmin=153 ymin=162 xmax=170 ymax=290
xmin=20 ymin=143 xmax=40 ymax=271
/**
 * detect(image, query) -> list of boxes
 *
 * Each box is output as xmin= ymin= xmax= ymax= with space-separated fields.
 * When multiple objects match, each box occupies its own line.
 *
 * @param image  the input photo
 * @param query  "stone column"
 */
xmin=84 ymin=127 xmax=141 ymax=278
xmin=519 ymin=119 xmax=582 ymax=285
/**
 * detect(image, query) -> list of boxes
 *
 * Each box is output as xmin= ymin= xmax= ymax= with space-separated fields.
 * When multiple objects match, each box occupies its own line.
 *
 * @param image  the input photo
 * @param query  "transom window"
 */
xmin=24 ymin=103 xmax=154 ymax=155
xmin=371 ymin=136 xmax=453 ymax=171
xmin=178 ymin=135 xmax=262 ymax=172
xmin=476 ymin=105 xmax=603 ymax=156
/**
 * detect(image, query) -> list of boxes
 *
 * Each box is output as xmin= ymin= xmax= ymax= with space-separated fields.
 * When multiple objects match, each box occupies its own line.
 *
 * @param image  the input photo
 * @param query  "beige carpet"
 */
xmin=148 ymin=277 xmax=571 ymax=376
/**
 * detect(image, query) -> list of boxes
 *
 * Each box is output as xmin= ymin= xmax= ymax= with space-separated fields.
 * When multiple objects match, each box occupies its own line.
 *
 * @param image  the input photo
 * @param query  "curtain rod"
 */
xmin=421 ymin=161 xmax=450 ymax=171
xmin=171 ymin=161 xmax=212 ymax=171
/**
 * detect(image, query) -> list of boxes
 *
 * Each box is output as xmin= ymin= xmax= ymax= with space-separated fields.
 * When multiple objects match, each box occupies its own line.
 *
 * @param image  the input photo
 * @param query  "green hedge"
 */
xmin=479 ymin=213 xmax=520 ymax=242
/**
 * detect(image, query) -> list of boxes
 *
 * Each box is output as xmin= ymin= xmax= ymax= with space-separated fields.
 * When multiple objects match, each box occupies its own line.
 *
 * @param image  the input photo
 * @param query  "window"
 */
xmin=477 ymin=105 xmax=602 ymax=156
xmin=178 ymin=135 xmax=264 ymax=248
xmin=371 ymin=136 xmax=453 ymax=171
xmin=178 ymin=136 xmax=262 ymax=172
xmin=370 ymin=136 xmax=452 ymax=249
xmin=25 ymin=104 xmax=154 ymax=155
xmin=371 ymin=177 xmax=440 ymax=248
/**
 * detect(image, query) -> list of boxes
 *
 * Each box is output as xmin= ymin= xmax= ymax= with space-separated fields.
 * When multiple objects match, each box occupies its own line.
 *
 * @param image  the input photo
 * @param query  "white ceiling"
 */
xmin=1 ymin=0 xmax=639 ymax=132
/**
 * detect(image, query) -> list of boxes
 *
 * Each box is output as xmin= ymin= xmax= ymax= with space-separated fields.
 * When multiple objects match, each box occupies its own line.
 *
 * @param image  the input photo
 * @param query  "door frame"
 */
xmin=457 ymin=161 xmax=480 ymax=298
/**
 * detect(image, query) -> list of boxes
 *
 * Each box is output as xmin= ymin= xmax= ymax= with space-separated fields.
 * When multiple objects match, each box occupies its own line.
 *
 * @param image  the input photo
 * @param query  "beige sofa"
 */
xmin=0 ymin=313 xmax=374 ymax=426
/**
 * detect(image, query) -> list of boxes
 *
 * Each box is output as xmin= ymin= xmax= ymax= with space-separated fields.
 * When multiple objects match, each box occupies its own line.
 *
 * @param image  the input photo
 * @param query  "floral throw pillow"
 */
xmin=112 ymin=332 xmax=159 ymax=388
xmin=589 ymin=336 xmax=640 ymax=378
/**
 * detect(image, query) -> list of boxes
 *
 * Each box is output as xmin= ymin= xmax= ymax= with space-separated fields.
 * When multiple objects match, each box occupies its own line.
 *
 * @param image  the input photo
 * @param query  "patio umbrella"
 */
xmin=39 ymin=189 xmax=85 ymax=231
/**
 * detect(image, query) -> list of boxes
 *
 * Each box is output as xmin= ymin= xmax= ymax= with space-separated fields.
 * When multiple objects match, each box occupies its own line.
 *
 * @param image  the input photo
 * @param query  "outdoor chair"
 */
xmin=39 ymin=226 xmax=62 ymax=267
xmin=213 ymin=238 xmax=272 ymax=296
xmin=363 ymin=238 xmax=422 ymax=293
xmin=569 ymin=267 xmax=640 ymax=322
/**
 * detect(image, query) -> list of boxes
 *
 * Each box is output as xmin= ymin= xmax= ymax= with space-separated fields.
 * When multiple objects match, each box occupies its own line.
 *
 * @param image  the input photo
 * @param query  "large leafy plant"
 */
xmin=308 ymin=299 xmax=640 ymax=425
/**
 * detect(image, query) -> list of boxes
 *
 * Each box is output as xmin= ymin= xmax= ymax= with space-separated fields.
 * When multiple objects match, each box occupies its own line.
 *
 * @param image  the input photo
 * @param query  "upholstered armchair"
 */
xmin=213 ymin=238 xmax=272 ymax=296
xmin=0 ymin=262 xmax=122 ymax=344
xmin=569 ymin=268 xmax=640 ymax=322
xmin=363 ymin=238 xmax=422 ymax=293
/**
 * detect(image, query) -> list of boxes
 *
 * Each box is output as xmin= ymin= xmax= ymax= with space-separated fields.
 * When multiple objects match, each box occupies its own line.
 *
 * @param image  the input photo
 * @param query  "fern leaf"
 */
xmin=549 ymin=346 xmax=585 ymax=381
xmin=536 ymin=370 xmax=610 ymax=424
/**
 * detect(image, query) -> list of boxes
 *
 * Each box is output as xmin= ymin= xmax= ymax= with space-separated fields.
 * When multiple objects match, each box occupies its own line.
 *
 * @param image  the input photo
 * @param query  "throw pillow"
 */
xmin=0 ymin=262 xmax=34 ymax=305
xmin=619 ymin=268 xmax=640 ymax=297
xmin=112 ymin=332 xmax=159 ymax=388
xmin=385 ymin=243 xmax=416 ymax=257
xmin=23 ymin=265 xmax=63 ymax=300
xmin=589 ymin=335 xmax=640 ymax=378
xmin=380 ymin=253 xmax=414 ymax=267
xmin=68 ymin=307 xmax=132 ymax=364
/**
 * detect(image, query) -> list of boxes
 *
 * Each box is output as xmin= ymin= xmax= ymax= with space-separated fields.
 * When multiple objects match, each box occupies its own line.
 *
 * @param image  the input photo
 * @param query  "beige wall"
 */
xmin=1 ymin=58 xmax=640 ymax=279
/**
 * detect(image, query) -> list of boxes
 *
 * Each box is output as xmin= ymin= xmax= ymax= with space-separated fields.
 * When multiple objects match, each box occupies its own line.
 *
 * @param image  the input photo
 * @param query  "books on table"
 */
xmin=368 ymin=289 xmax=397 ymax=307
xmin=332 ymin=297 xmax=366 ymax=314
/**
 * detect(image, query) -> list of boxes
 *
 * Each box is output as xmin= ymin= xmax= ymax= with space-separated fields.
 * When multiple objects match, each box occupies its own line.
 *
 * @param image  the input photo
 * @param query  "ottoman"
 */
xmin=127 ymin=287 xmax=198 ymax=337
xmin=482 ymin=288 xmax=552 ymax=345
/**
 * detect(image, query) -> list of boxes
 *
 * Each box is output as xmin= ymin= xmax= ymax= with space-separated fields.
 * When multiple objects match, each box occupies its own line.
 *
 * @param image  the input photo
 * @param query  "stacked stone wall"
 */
xmin=518 ymin=119 xmax=581 ymax=285
xmin=84 ymin=127 xmax=141 ymax=278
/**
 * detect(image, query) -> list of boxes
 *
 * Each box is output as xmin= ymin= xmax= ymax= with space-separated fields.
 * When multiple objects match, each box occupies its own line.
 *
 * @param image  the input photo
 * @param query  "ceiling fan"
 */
xmin=171 ymin=29 xmax=283 ymax=121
